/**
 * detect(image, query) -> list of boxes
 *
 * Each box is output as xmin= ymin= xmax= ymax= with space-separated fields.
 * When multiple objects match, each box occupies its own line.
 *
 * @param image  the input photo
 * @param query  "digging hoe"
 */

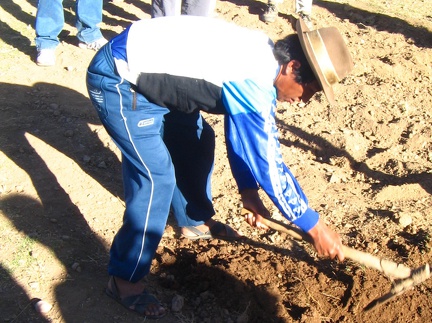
xmin=241 ymin=208 xmax=430 ymax=311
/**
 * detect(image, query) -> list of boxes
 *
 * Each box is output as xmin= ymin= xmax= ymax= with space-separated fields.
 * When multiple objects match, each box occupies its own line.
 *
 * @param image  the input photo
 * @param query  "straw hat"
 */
xmin=296 ymin=18 xmax=354 ymax=104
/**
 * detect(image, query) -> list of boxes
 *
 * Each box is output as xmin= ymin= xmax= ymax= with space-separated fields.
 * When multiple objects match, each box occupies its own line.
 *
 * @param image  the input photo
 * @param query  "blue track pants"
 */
xmin=86 ymin=44 xmax=215 ymax=282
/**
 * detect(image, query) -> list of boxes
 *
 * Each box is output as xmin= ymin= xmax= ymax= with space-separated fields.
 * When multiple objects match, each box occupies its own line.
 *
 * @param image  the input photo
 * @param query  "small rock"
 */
xmin=398 ymin=213 xmax=412 ymax=228
xmin=71 ymin=262 xmax=82 ymax=272
xmin=237 ymin=308 xmax=249 ymax=323
xmin=274 ymin=261 xmax=284 ymax=272
xmin=34 ymin=299 xmax=52 ymax=314
xmin=367 ymin=241 xmax=378 ymax=252
xmin=329 ymin=173 xmax=341 ymax=183
xmin=171 ymin=294 xmax=184 ymax=312
xmin=191 ymin=297 xmax=201 ymax=307
xmin=199 ymin=290 xmax=213 ymax=300
xmin=30 ymin=250 xmax=39 ymax=259
xmin=97 ymin=161 xmax=107 ymax=168
xmin=64 ymin=130 xmax=74 ymax=137
xmin=29 ymin=282 xmax=40 ymax=291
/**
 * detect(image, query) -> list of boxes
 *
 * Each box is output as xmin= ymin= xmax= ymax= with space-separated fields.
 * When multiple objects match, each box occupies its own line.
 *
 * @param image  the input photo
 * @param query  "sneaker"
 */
xmin=78 ymin=37 xmax=108 ymax=51
xmin=261 ymin=4 xmax=278 ymax=23
xmin=36 ymin=49 xmax=56 ymax=66
xmin=298 ymin=12 xmax=313 ymax=29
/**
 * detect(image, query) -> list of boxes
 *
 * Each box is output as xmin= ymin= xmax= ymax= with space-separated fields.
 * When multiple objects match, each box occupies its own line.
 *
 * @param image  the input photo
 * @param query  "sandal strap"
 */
xmin=122 ymin=290 xmax=161 ymax=309
xmin=209 ymin=222 xmax=226 ymax=236
xmin=183 ymin=225 xmax=210 ymax=236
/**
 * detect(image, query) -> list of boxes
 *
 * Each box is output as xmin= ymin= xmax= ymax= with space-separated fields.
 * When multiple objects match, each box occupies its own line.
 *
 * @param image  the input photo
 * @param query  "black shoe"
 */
xmin=298 ymin=12 xmax=313 ymax=29
xmin=262 ymin=4 xmax=278 ymax=23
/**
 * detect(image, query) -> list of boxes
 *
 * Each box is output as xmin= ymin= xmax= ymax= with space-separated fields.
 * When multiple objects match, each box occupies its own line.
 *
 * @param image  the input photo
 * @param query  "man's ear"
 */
xmin=286 ymin=60 xmax=301 ymax=73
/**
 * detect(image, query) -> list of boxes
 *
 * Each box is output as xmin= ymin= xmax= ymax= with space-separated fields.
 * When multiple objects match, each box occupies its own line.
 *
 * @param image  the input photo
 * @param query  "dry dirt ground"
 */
xmin=1 ymin=0 xmax=432 ymax=322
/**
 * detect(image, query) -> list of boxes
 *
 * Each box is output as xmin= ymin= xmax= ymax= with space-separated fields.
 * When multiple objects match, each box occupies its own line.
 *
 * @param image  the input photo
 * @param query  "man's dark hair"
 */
xmin=273 ymin=34 xmax=315 ymax=84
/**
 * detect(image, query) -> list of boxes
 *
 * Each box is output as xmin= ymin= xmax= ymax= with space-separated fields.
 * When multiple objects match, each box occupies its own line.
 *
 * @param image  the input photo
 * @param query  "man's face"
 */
xmin=275 ymin=62 xmax=321 ymax=104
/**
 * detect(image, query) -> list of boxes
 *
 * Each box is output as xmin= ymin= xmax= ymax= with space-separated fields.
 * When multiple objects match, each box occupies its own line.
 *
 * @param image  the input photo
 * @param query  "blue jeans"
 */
xmin=35 ymin=0 xmax=104 ymax=50
xmin=87 ymin=44 xmax=215 ymax=282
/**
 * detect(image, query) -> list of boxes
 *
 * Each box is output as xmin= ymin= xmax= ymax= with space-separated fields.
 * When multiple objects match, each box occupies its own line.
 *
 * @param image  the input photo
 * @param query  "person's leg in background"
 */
xmin=296 ymin=0 xmax=314 ymax=28
xmin=152 ymin=0 xmax=216 ymax=17
xmin=34 ymin=0 xmax=64 ymax=66
xmin=261 ymin=0 xmax=283 ymax=23
xmin=261 ymin=0 xmax=314 ymax=28
xmin=151 ymin=0 xmax=182 ymax=17
xmin=76 ymin=0 xmax=107 ymax=50
xmin=181 ymin=0 xmax=217 ymax=16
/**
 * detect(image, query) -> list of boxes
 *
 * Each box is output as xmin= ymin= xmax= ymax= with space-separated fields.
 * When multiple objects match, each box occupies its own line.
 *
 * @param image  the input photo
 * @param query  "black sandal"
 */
xmin=105 ymin=276 xmax=166 ymax=319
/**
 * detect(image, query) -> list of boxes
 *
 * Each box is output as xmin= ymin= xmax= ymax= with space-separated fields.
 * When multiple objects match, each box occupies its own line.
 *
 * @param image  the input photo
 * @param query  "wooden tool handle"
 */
xmin=242 ymin=209 xmax=431 ymax=311
xmin=242 ymin=209 xmax=413 ymax=279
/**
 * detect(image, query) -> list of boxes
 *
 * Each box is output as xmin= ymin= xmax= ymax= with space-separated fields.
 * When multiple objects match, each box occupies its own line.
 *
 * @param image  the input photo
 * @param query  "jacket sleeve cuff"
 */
xmin=292 ymin=208 xmax=319 ymax=232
